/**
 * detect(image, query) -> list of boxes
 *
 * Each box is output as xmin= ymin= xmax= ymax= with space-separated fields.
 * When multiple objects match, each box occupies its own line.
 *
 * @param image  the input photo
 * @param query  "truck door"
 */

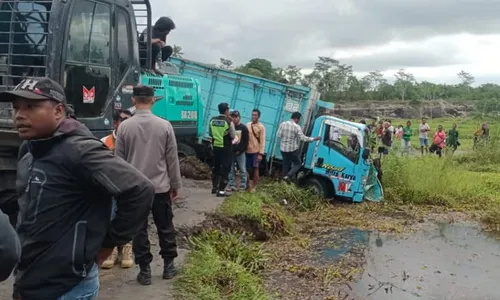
xmin=64 ymin=0 xmax=112 ymax=136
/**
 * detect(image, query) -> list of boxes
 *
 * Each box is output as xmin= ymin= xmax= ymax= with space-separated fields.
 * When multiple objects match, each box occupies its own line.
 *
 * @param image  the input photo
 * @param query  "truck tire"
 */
xmin=303 ymin=177 xmax=334 ymax=199
xmin=177 ymin=143 xmax=196 ymax=162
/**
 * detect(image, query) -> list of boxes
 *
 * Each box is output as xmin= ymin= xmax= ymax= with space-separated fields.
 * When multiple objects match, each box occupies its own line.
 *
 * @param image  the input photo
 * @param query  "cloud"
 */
xmin=147 ymin=0 xmax=500 ymax=82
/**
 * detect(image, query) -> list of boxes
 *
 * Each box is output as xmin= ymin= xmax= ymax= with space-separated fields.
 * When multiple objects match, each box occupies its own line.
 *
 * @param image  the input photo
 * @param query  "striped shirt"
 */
xmin=277 ymin=120 xmax=314 ymax=152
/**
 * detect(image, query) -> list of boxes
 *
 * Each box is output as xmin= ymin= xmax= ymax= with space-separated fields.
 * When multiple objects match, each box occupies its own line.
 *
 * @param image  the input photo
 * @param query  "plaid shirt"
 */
xmin=277 ymin=120 xmax=314 ymax=152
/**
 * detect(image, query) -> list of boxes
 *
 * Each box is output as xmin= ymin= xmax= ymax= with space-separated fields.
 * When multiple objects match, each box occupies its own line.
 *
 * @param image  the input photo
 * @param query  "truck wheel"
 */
xmin=304 ymin=177 xmax=334 ymax=199
xmin=177 ymin=143 xmax=196 ymax=162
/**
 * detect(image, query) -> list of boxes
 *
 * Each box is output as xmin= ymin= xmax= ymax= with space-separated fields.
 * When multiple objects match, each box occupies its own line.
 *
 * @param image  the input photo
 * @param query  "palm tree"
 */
xmin=172 ymin=45 xmax=184 ymax=58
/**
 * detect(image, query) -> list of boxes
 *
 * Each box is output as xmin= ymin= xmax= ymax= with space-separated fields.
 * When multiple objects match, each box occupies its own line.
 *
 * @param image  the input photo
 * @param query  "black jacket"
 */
xmin=15 ymin=118 xmax=155 ymax=300
xmin=233 ymin=123 xmax=249 ymax=155
xmin=0 ymin=210 xmax=20 ymax=281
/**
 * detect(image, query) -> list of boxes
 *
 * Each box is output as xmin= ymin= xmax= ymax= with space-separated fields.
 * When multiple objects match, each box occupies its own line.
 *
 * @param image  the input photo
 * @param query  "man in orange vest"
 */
xmin=100 ymin=109 xmax=133 ymax=269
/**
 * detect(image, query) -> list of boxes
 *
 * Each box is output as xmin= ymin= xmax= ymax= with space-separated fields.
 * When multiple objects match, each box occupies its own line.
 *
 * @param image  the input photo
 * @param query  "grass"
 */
xmin=174 ymin=182 xmax=323 ymax=300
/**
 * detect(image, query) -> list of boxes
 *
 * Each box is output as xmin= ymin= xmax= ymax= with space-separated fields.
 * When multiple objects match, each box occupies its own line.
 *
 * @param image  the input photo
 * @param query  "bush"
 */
xmin=190 ymin=230 xmax=269 ymax=273
xmin=382 ymin=154 xmax=497 ymax=209
xmin=217 ymin=192 xmax=292 ymax=240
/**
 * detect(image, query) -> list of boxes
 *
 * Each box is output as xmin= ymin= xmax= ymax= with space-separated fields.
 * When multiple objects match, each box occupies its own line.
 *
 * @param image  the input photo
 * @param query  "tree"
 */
xmin=457 ymin=70 xmax=475 ymax=95
xmin=206 ymin=55 xmax=500 ymax=116
xmin=394 ymin=69 xmax=415 ymax=101
xmin=172 ymin=45 xmax=184 ymax=58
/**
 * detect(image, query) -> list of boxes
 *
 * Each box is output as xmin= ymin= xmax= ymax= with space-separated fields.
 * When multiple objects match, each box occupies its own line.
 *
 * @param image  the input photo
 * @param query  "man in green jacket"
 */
xmin=447 ymin=123 xmax=459 ymax=153
xmin=209 ymin=103 xmax=236 ymax=197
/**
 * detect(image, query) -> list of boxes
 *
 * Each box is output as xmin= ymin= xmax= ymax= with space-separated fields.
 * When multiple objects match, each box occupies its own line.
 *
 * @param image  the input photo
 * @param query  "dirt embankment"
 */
xmin=180 ymin=157 xmax=211 ymax=180
xmin=333 ymin=100 xmax=474 ymax=119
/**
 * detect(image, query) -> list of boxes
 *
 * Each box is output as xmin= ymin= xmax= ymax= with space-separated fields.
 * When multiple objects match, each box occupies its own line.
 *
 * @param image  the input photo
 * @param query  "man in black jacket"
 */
xmin=227 ymin=110 xmax=249 ymax=191
xmin=0 ymin=210 xmax=20 ymax=282
xmin=0 ymin=77 xmax=154 ymax=300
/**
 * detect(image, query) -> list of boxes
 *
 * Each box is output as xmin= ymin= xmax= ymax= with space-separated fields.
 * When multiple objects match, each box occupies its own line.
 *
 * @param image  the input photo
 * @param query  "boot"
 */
xmin=120 ymin=243 xmax=134 ymax=269
xmin=100 ymin=247 xmax=118 ymax=269
xmin=162 ymin=259 xmax=177 ymax=280
xmin=137 ymin=264 xmax=152 ymax=285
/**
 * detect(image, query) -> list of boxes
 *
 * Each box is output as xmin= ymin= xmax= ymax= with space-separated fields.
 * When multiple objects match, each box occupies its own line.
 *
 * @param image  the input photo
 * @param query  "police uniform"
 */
xmin=209 ymin=103 xmax=235 ymax=196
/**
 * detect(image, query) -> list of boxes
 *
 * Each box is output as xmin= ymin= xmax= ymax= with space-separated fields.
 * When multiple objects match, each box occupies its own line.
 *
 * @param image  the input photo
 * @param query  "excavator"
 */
xmin=0 ymin=0 xmax=202 ymax=220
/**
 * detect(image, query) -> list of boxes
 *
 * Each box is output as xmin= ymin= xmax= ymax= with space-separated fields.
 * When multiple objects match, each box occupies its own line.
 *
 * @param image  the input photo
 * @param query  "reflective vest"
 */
xmin=101 ymin=132 xmax=116 ymax=152
xmin=209 ymin=115 xmax=231 ymax=148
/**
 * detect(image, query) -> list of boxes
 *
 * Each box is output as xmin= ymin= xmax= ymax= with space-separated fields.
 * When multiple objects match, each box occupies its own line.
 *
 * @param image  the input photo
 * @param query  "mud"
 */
xmin=267 ymin=221 xmax=500 ymax=299
xmin=0 ymin=179 xmax=222 ymax=300
xmin=180 ymin=157 xmax=212 ymax=180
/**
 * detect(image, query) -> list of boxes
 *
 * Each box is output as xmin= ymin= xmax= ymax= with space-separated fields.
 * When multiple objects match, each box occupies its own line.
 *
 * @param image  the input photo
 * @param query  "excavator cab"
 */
xmin=0 ymin=0 xmax=154 ymax=142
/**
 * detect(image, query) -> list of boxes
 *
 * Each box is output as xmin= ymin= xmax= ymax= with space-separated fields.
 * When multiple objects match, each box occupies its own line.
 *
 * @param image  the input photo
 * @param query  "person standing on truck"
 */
xmin=0 ymin=209 xmax=20 ymax=282
xmin=1 ymin=77 xmax=154 ymax=300
xmin=115 ymin=85 xmax=182 ymax=285
xmin=277 ymin=112 xmax=320 ymax=182
xmin=227 ymin=110 xmax=249 ymax=192
xmin=246 ymin=109 xmax=266 ymax=192
xmin=140 ymin=16 xmax=176 ymax=69
xmin=209 ymin=103 xmax=236 ymax=197
xmin=99 ymin=109 xmax=134 ymax=270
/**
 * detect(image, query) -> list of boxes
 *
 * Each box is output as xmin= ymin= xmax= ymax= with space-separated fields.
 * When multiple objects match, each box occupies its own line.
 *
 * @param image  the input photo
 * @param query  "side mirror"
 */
xmin=362 ymin=148 xmax=370 ymax=160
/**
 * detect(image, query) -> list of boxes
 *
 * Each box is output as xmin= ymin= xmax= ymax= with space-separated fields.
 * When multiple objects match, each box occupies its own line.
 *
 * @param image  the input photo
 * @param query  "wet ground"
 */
xmin=328 ymin=223 xmax=500 ymax=300
xmin=0 ymin=179 xmax=223 ymax=300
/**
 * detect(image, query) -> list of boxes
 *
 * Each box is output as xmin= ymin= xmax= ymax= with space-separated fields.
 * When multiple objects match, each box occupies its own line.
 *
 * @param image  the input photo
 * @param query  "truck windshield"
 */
xmin=324 ymin=124 xmax=360 ymax=162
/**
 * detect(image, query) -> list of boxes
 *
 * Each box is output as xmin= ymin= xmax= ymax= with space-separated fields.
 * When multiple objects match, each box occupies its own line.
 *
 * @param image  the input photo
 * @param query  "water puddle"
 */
xmin=321 ymin=223 xmax=500 ymax=300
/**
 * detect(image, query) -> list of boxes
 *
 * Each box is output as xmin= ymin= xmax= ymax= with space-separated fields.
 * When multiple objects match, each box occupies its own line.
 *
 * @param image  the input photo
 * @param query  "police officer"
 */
xmin=209 ymin=102 xmax=236 ymax=197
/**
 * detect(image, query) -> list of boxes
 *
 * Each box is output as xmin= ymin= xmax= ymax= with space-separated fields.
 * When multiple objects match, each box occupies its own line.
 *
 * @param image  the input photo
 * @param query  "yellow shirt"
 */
xmin=246 ymin=122 xmax=266 ymax=154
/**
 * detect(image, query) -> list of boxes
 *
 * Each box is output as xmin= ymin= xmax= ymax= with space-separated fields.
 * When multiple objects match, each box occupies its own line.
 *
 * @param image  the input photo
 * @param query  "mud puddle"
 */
xmin=323 ymin=223 xmax=500 ymax=300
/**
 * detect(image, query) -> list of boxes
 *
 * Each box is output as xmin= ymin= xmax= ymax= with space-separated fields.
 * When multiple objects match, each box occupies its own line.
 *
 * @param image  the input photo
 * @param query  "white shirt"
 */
xmin=277 ymin=120 xmax=314 ymax=152
xmin=419 ymin=123 xmax=430 ymax=139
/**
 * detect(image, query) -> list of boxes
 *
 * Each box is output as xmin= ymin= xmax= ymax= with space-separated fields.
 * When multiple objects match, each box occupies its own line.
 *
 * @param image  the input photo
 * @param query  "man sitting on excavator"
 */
xmin=140 ymin=17 xmax=176 ymax=70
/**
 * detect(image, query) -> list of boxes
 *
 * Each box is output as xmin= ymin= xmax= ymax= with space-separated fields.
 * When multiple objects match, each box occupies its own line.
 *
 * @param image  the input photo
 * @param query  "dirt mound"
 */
xmin=176 ymin=208 xmax=289 ymax=247
xmin=180 ymin=157 xmax=211 ymax=180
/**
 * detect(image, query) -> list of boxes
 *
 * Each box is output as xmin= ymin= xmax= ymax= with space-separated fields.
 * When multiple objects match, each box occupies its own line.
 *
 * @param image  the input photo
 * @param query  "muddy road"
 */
xmin=0 ymin=179 xmax=222 ymax=300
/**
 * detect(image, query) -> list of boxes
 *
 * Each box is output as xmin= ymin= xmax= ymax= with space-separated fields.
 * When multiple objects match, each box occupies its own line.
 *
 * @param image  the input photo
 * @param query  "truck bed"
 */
xmin=169 ymin=57 xmax=320 ymax=161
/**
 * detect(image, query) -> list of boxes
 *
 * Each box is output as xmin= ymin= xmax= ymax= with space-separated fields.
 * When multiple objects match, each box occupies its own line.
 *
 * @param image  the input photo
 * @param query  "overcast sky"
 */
xmin=148 ymin=0 xmax=500 ymax=85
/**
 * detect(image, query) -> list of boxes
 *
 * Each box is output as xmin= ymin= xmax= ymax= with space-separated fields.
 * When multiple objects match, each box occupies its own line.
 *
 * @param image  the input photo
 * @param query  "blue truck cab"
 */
xmin=300 ymin=116 xmax=383 ymax=202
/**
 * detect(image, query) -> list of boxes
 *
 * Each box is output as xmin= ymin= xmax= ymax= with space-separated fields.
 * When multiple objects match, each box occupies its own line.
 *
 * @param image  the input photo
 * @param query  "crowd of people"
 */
xmin=209 ymin=103 xmax=320 ymax=197
xmin=347 ymin=116 xmax=490 ymax=158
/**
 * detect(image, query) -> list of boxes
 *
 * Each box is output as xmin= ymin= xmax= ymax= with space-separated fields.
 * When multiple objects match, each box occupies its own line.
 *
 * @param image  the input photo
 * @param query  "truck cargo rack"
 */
xmin=131 ymin=0 xmax=152 ymax=69
xmin=0 ymin=0 xmax=52 ymax=126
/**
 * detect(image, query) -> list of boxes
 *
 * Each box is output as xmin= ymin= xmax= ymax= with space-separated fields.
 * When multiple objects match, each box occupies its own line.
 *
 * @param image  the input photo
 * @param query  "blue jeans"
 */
xmin=228 ymin=152 xmax=247 ymax=189
xmin=57 ymin=264 xmax=99 ymax=300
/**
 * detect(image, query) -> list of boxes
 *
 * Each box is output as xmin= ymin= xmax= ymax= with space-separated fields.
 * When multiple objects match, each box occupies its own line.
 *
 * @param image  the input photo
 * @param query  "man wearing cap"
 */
xmin=3 ymin=77 xmax=154 ymax=300
xmin=115 ymin=85 xmax=182 ymax=285
xmin=227 ymin=110 xmax=249 ymax=192
xmin=209 ymin=102 xmax=236 ymax=197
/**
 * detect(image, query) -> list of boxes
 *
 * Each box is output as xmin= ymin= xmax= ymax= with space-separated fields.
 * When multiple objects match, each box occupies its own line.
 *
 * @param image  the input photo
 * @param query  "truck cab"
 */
xmin=300 ymin=116 xmax=383 ymax=202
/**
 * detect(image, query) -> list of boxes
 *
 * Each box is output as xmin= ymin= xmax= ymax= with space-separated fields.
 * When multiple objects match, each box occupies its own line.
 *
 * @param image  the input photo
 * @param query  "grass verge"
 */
xmin=174 ymin=182 xmax=322 ymax=300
